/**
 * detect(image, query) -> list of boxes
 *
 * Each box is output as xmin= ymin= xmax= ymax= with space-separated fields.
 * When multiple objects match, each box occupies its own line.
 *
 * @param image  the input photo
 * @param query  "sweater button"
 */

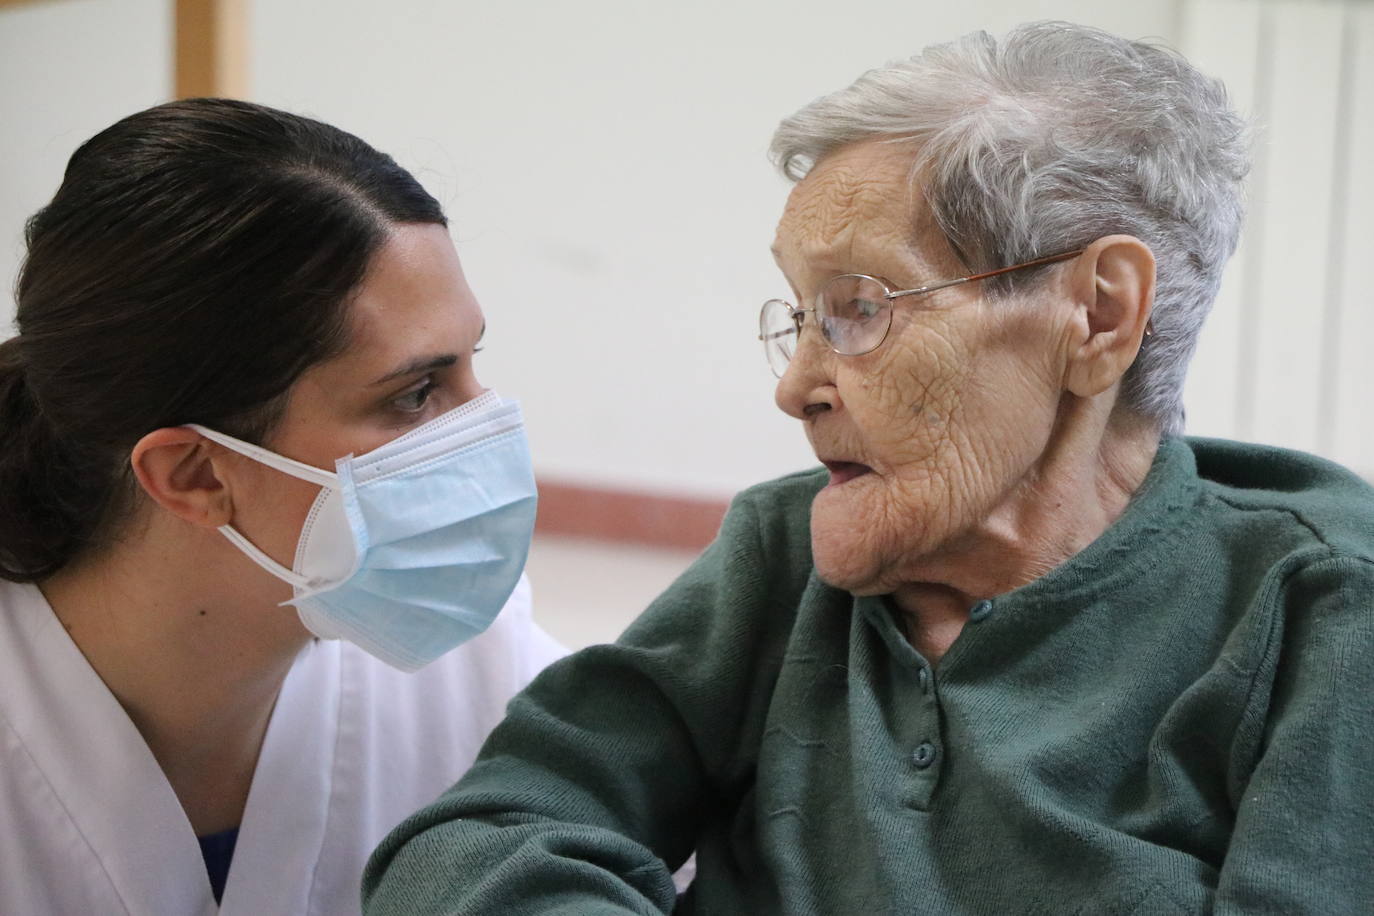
xmin=911 ymin=742 xmax=938 ymax=769
xmin=918 ymin=667 xmax=932 ymax=694
xmin=969 ymin=599 xmax=994 ymax=622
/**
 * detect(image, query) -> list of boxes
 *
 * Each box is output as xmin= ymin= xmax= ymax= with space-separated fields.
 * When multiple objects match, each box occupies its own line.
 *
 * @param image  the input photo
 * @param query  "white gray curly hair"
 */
xmin=770 ymin=21 xmax=1250 ymax=434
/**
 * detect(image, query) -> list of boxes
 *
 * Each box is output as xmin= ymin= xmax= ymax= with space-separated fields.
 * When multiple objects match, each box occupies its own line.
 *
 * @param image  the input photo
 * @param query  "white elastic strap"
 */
xmin=216 ymin=524 xmax=318 ymax=593
xmin=185 ymin=424 xmax=339 ymax=489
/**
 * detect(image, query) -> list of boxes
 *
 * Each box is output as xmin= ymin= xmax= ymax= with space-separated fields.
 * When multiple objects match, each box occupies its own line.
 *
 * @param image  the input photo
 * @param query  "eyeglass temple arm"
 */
xmin=885 ymin=249 xmax=1154 ymax=336
xmin=884 ymin=250 xmax=1085 ymax=299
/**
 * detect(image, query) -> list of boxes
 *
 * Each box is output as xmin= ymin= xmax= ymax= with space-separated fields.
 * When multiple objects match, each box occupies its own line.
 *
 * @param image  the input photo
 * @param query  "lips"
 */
xmin=821 ymin=460 xmax=873 ymax=487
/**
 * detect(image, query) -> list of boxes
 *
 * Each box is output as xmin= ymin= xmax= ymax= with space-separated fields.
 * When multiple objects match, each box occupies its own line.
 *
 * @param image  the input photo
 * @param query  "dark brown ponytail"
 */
xmin=0 ymin=334 xmax=87 ymax=581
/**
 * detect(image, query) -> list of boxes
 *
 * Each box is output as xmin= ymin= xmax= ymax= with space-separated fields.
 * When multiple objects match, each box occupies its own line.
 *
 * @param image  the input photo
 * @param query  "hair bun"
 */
xmin=0 ymin=334 xmax=76 ymax=581
xmin=0 ymin=335 xmax=32 ymax=407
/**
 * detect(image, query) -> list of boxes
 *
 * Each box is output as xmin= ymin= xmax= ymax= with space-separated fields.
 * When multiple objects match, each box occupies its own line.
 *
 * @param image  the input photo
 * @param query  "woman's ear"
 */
xmin=129 ymin=428 xmax=234 ymax=528
xmin=1062 ymin=235 xmax=1156 ymax=398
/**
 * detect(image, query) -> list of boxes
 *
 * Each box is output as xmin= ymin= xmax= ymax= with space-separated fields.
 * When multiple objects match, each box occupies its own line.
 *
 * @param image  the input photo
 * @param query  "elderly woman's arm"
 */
xmin=361 ymin=479 xmax=815 ymax=915
xmin=364 ymin=650 xmax=695 ymax=914
xmin=1214 ymin=555 xmax=1374 ymax=913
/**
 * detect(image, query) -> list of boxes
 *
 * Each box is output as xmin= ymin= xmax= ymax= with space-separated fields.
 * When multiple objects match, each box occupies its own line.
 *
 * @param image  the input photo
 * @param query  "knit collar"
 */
xmin=856 ymin=436 xmax=1203 ymax=666
xmin=991 ymin=435 xmax=1203 ymax=607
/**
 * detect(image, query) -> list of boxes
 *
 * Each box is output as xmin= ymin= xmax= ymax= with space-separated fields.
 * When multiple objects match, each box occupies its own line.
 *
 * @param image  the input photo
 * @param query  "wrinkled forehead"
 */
xmin=772 ymin=140 xmax=949 ymax=277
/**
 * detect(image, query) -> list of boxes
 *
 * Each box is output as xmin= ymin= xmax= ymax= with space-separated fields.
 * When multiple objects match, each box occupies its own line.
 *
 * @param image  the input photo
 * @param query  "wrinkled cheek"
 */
xmin=871 ymin=469 xmax=966 ymax=565
xmin=883 ymin=368 xmax=966 ymax=454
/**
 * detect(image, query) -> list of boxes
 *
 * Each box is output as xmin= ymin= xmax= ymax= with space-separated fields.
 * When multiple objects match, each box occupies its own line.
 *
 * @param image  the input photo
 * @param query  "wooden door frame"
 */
xmin=174 ymin=0 xmax=249 ymax=98
xmin=0 ymin=0 xmax=248 ymax=98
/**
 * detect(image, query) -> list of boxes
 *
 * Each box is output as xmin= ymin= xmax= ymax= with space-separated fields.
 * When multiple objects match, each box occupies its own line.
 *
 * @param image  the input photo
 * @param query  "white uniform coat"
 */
xmin=0 ymin=575 xmax=565 ymax=915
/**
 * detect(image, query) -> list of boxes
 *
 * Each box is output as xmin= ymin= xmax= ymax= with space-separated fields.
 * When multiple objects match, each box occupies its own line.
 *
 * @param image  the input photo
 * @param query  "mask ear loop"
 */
xmin=185 ymin=424 xmax=340 ymax=489
xmin=216 ymin=525 xmax=321 ymax=592
xmin=182 ymin=424 xmax=343 ymax=593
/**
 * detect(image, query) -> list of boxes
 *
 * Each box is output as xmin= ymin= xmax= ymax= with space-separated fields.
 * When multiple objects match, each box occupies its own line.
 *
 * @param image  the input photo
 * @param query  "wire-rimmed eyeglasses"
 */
xmin=758 ymin=249 xmax=1136 ymax=378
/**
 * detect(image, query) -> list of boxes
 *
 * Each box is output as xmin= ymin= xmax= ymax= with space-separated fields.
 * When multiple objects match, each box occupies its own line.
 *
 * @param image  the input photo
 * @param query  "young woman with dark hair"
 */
xmin=0 ymin=98 xmax=563 ymax=915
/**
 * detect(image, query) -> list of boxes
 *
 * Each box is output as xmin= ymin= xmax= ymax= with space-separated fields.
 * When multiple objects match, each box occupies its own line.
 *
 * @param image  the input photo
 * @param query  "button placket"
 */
xmin=901 ymin=658 xmax=944 ymax=810
xmin=860 ymin=594 xmax=947 ymax=812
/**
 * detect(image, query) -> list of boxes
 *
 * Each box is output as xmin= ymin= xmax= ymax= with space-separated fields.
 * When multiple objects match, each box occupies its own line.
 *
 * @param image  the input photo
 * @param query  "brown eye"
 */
xmin=393 ymin=379 xmax=437 ymax=413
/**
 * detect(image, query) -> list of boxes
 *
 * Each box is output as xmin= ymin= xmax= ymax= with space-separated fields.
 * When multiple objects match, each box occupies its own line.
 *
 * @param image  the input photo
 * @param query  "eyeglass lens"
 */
xmin=817 ymin=274 xmax=892 ymax=357
xmin=760 ymin=275 xmax=894 ymax=377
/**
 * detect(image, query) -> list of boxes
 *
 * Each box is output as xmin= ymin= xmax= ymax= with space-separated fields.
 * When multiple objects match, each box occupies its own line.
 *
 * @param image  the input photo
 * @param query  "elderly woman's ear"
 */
xmin=1061 ymin=235 xmax=1156 ymax=399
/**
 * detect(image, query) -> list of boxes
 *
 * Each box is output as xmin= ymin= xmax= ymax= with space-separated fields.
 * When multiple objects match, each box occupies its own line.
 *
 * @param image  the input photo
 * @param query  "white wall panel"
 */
xmin=1183 ymin=0 xmax=1372 ymax=478
xmin=1330 ymin=6 xmax=1374 ymax=477
xmin=1180 ymin=0 xmax=1262 ymax=440
xmin=1246 ymin=1 xmax=1344 ymax=452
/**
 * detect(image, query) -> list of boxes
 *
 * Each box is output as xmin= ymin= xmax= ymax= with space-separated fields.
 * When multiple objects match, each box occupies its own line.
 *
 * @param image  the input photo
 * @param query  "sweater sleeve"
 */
xmin=1214 ymin=555 xmax=1374 ymax=914
xmin=362 ymin=491 xmax=805 ymax=915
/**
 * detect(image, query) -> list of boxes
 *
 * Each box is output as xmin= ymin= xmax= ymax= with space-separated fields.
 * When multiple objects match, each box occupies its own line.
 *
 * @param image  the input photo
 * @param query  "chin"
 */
xmin=810 ymin=517 xmax=887 ymax=596
xmin=809 ymin=479 xmax=941 ymax=597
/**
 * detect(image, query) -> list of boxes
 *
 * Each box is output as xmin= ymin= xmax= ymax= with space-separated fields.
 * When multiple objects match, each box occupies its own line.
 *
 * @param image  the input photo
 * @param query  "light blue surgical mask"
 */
xmin=188 ymin=391 xmax=538 ymax=671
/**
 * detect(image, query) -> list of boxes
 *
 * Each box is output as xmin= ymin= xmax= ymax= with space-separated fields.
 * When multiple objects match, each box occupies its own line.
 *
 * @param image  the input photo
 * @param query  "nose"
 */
xmin=458 ymin=372 xmax=487 ymax=406
xmin=774 ymin=320 xmax=836 ymax=421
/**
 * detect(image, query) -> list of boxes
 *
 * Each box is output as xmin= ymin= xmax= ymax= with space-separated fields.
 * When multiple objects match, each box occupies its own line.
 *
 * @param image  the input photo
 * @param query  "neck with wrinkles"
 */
xmin=889 ymin=396 xmax=1161 ymax=663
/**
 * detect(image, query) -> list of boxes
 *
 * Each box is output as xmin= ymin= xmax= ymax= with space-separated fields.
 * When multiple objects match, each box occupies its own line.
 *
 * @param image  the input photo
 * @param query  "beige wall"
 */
xmin=246 ymin=0 xmax=1181 ymax=495
xmin=4 ymin=0 xmax=1368 ymax=497
xmin=0 ymin=0 xmax=171 ymax=325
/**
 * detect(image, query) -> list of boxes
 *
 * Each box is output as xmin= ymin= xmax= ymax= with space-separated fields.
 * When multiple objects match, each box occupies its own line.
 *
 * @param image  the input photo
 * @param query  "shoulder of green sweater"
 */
xmin=615 ymin=466 xmax=828 ymax=650
xmin=1183 ymin=436 xmax=1374 ymax=563
xmin=719 ymin=465 xmax=828 ymax=563
xmin=728 ymin=464 xmax=829 ymax=510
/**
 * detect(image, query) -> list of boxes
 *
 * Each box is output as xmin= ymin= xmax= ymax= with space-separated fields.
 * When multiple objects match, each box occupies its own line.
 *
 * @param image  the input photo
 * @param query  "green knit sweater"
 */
xmin=363 ymin=437 xmax=1374 ymax=915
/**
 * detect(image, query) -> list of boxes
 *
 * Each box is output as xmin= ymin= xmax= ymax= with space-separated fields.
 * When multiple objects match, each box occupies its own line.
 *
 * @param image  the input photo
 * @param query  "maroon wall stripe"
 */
xmin=534 ymin=480 xmax=731 ymax=552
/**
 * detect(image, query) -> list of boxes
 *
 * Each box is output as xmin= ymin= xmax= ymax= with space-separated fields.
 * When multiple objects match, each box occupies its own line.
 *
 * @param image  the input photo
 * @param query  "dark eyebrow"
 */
xmin=370 ymin=354 xmax=459 ymax=386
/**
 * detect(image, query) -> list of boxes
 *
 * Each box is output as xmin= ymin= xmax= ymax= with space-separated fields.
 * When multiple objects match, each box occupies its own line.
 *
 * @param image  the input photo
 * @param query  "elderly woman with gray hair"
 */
xmin=365 ymin=21 xmax=1374 ymax=914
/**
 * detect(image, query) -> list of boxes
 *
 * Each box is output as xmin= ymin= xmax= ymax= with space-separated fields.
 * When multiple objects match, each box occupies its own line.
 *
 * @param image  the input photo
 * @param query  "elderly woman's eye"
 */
xmin=853 ymin=298 xmax=885 ymax=321
xmin=836 ymin=297 xmax=885 ymax=323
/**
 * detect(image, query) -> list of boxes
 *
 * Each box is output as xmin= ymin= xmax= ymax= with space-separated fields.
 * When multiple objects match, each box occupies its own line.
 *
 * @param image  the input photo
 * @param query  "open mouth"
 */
xmin=821 ymin=460 xmax=873 ymax=487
